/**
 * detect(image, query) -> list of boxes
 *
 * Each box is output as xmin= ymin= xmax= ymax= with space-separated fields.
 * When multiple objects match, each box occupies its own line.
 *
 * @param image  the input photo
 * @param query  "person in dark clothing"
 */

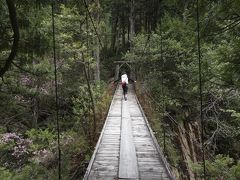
xmin=121 ymin=71 xmax=128 ymax=100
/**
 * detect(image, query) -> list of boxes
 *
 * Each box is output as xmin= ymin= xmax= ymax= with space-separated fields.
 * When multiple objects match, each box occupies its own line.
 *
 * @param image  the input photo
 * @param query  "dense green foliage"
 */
xmin=0 ymin=0 xmax=112 ymax=178
xmin=125 ymin=0 xmax=240 ymax=179
xmin=1 ymin=0 xmax=240 ymax=179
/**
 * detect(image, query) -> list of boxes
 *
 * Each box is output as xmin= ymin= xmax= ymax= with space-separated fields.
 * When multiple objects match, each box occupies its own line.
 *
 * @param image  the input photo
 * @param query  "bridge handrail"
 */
xmin=134 ymin=90 xmax=176 ymax=180
xmin=83 ymin=84 xmax=118 ymax=180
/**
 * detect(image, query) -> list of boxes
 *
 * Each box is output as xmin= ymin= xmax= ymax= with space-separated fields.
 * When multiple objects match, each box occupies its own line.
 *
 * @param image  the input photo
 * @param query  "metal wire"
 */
xmin=196 ymin=0 xmax=206 ymax=178
xmin=51 ymin=1 xmax=61 ymax=179
xmin=82 ymin=0 xmax=103 ymax=49
xmin=159 ymin=11 xmax=166 ymax=154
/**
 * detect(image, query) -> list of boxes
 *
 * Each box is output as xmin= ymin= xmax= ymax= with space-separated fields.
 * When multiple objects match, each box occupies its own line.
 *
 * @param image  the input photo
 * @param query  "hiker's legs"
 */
xmin=122 ymin=85 xmax=127 ymax=100
xmin=125 ymin=85 xmax=128 ymax=94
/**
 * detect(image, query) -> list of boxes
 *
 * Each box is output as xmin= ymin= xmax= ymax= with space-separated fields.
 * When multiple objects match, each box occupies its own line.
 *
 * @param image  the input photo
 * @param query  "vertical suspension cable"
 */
xmin=86 ymin=11 xmax=89 ymax=51
xmin=196 ymin=0 xmax=206 ymax=178
xmin=160 ymin=3 xmax=166 ymax=154
xmin=82 ymin=0 xmax=105 ymax=82
xmin=82 ymin=0 xmax=103 ymax=49
xmin=51 ymin=1 xmax=61 ymax=179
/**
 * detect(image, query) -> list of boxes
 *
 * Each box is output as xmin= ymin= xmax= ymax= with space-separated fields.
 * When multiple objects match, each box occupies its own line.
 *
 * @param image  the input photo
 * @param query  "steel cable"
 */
xmin=196 ymin=0 xmax=206 ymax=178
xmin=51 ymin=1 xmax=61 ymax=179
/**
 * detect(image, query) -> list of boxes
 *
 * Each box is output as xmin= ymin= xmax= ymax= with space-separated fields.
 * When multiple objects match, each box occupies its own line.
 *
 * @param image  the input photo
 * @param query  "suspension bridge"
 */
xmin=83 ymin=76 xmax=175 ymax=179
xmin=48 ymin=0 xmax=205 ymax=178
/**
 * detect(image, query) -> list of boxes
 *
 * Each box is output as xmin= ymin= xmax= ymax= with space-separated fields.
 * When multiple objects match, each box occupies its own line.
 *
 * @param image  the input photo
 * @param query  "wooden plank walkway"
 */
xmin=84 ymin=84 xmax=175 ymax=180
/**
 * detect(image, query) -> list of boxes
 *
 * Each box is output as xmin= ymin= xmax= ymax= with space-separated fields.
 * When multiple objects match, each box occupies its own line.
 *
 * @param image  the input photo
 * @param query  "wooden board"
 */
xmin=118 ymin=100 xmax=139 ymax=179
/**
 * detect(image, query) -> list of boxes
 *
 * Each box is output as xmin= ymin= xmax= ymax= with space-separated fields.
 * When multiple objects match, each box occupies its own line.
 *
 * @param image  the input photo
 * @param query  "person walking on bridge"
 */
xmin=121 ymin=71 xmax=128 ymax=101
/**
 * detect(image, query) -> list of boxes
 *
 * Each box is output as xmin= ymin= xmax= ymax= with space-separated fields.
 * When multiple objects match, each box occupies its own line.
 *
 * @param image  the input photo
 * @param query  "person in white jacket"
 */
xmin=121 ymin=72 xmax=128 ymax=100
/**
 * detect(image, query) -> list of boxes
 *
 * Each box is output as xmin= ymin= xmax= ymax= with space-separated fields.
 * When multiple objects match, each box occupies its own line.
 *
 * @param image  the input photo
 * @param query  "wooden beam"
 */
xmin=118 ymin=100 xmax=139 ymax=179
xmin=114 ymin=61 xmax=136 ymax=64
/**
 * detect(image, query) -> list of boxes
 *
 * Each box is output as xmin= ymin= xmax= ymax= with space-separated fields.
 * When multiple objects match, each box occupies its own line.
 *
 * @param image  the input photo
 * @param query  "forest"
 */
xmin=0 ymin=0 xmax=240 ymax=179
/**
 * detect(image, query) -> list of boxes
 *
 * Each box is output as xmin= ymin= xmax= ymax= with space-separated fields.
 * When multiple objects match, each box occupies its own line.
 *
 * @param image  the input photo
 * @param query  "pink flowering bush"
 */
xmin=26 ymin=129 xmax=57 ymax=167
xmin=26 ymin=128 xmax=56 ymax=151
xmin=32 ymin=148 xmax=55 ymax=167
xmin=0 ymin=133 xmax=32 ymax=169
xmin=0 ymin=130 xmax=57 ymax=169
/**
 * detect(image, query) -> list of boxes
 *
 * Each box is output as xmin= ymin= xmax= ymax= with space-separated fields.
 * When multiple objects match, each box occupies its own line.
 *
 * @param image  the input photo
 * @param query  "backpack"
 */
xmin=121 ymin=81 xmax=126 ymax=87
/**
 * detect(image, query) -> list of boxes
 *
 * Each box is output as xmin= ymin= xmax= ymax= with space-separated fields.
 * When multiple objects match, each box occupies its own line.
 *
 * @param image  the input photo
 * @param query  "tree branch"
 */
xmin=12 ymin=62 xmax=44 ymax=76
xmin=0 ymin=0 xmax=19 ymax=77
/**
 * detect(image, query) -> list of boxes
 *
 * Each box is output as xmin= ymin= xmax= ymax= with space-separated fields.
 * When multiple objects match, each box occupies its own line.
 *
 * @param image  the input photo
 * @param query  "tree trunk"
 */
xmin=0 ymin=0 xmax=19 ymax=77
xmin=121 ymin=11 xmax=126 ymax=48
xmin=94 ymin=0 xmax=100 ymax=81
xmin=177 ymin=122 xmax=197 ymax=180
xmin=129 ymin=0 xmax=135 ymax=43
xmin=152 ymin=0 xmax=161 ymax=31
xmin=33 ymin=95 xmax=39 ymax=128
xmin=82 ymin=54 xmax=97 ymax=143
xmin=32 ymin=56 xmax=39 ymax=128
xmin=111 ymin=7 xmax=119 ymax=51
xmin=95 ymin=42 xmax=100 ymax=81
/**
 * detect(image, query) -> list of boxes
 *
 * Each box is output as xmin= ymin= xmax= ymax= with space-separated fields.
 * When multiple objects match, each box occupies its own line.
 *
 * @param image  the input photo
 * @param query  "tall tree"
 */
xmin=129 ymin=0 xmax=135 ymax=43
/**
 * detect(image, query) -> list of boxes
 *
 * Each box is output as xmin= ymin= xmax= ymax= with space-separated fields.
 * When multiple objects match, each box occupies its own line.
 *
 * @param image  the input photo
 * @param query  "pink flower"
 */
xmin=0 ymin=133 xmax=32 ymax=158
